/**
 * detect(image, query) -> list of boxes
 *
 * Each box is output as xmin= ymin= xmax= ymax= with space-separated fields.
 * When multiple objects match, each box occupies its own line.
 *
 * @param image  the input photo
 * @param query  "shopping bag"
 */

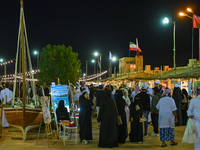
xmin=118 ymin=115 xmax=123 ymax=125
xmin=182 ymin=118 xmax=197 ymax=144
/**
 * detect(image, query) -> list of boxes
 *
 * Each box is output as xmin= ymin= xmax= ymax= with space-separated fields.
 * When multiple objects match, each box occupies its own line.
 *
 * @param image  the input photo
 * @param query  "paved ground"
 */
xmin=0 ymin=118 xmax=194 ymax=150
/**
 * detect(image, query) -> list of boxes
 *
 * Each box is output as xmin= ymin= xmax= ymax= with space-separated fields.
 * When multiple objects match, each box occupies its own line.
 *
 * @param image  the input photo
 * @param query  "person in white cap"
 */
xmin=136 ymin=85 xmax=150 ymax=137
xmin=187 ymin=85 xmax=200 ymax=150
xmin=156 ymin=89 xmax=178 ymax=147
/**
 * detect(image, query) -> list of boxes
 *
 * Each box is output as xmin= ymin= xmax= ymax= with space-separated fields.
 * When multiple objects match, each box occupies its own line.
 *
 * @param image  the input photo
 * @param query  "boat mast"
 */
xmin=20 ymin=0 xmax=26 ymax=129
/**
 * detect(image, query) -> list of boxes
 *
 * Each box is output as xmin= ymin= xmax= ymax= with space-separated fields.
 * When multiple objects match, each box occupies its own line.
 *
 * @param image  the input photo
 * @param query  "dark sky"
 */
xmin=0 ymin=0 xmax=200 ymax=75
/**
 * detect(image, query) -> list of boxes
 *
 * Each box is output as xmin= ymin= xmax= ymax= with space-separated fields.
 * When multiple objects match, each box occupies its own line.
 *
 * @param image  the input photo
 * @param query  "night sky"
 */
xmin=1 ymin=0 xmax=200 ymax=76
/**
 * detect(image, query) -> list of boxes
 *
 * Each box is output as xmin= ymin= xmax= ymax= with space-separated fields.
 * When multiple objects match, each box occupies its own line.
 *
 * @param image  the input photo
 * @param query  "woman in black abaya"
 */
xmin=79 ymin=92 xmax=93 ymax=144
xmin=97 ymin=88 xmax=118 ymax=148
xmin=56 ymin=100 xmax=70 ymax=121
xmin=129 ymin=94 xmax=143 ymax=144
xmin=115 ymin=90 xmax=127 ymax=144
xmin=181 ymin=89 xmax=189 ymax=125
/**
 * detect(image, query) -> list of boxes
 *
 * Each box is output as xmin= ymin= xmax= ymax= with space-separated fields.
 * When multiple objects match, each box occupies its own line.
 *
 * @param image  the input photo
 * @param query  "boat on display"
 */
xmin=3 ymin=0 xmax=42 ymax=140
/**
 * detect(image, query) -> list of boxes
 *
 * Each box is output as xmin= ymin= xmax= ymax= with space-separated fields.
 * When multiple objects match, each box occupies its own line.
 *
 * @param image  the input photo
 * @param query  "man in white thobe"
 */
xmin=187 ymin=86 xmax=200 ymax=150
xmin=120 ymin=88 xmax=131 ymax=128
xmin=156 ymin=89 xmax=178 ymax=147
xmin=0 ymin=83 xmax=13 ymax=127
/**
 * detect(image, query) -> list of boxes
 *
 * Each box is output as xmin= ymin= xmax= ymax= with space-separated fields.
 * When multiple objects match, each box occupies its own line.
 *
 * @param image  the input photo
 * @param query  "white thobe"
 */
xmin=0 ymin=88 xmax=13 ymax=127
xmin=156 ymin=96 xmax=177 ymax=128
xmin=187 ymin=95 xmax=200 ymax=150
xmin=121 ymin=88 xmax=131 ymax=128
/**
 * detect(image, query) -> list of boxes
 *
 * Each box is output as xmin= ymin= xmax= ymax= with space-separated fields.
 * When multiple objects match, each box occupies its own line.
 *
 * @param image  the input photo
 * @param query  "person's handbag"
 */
xmin=139 ymin=113 xmax=147 ymax=122
xmin=112 ymin=99 xmax=123 ymax=125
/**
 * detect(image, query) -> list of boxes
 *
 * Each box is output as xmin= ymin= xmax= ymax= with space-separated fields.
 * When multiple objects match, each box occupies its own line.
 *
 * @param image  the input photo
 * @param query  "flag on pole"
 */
xmin=129 ymin=42 xmax=142 ymax=52
xmin=98 ymin=58 xmax=101 ymax=68
xmin=109 ymin=51 xmax=112 ymax=60
xmin=136 ymin=38 xmax=140 ymax=57
xmin=193 ymin=14 xmax=200 ymax=28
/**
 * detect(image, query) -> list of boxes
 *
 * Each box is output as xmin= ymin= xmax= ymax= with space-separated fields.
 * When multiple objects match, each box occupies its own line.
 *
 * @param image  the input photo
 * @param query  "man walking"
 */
xmin=151 ymin=87 xmax=161 ymax=136
xmin=137 ymin=85 xmax=150 ymax=137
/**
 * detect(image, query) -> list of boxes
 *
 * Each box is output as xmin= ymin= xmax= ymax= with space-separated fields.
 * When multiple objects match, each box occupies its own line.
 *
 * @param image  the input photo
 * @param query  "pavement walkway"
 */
xmin=0 ymin=118 xmax=194 ymax=150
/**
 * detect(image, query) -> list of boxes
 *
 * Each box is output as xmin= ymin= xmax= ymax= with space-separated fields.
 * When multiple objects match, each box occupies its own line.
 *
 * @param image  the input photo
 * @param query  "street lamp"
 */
xmin=112 ymin=56 xmax=117 ymax=77
xmin=0 ymin=58 xmax=7 ymax=82
xmin=33 ymin=50 xmax=39 ymax=70
xmin=112 ymin=56 xmax=116 ymax=61
xmin=91 ymin=59 xmax=96 ymax=76
xmin=179 ymin=11 xmax=194 ymax=75
xmin=163 ymin=17 xmax=176 ymax=74
xmin=94 ymin=52 xmax=101 ymax=80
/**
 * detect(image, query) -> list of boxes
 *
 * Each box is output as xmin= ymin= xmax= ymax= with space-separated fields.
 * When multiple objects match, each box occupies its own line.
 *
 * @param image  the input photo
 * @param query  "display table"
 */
xmin=70 ymin=115 xmax=79 ymax=126
xmin=62 ymin=126 xmax=78 ymax=145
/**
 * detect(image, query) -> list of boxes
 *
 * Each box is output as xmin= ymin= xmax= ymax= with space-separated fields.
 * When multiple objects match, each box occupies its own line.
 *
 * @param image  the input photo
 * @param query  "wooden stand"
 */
xmin=36 ymin=118 xmax=54 ymax=148
xmin=50 ymin=96 xmax=60 ymax=140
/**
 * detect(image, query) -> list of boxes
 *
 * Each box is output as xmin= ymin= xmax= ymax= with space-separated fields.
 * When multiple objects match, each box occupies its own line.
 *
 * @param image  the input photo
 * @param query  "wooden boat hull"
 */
xmin=3 ymin=107 xmax=43 ymax=140
xmin=4 ymin=107 xmax=42 ymax=127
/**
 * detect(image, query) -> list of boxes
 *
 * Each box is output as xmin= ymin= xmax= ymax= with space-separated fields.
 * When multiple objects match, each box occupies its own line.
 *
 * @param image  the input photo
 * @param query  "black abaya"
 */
xmin=173 ymin=88 xmax=182 ymax=126
xmin=115 ymin=90 xmax=127 ymax=144
xmin=129 ymin=95 xmax=143 ymax=142
xmin=79 ymin=92 xmax=93 ymax=141
xmin=97 ymin=89 xmax=118 ymax=148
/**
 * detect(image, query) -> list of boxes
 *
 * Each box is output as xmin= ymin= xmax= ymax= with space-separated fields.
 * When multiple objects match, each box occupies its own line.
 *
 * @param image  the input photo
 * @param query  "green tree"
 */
xmin=37 ymin=44 xmax=82 ymax=85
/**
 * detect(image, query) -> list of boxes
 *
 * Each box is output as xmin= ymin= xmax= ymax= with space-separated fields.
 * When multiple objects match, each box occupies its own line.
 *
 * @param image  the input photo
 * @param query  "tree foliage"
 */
xmin=37 ymin=44 xmax=82 ymax=85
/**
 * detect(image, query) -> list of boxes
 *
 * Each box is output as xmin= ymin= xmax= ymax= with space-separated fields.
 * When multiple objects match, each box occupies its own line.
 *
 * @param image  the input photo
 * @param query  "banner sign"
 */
xmin=41 ymin=96 xmax=51 ymax=124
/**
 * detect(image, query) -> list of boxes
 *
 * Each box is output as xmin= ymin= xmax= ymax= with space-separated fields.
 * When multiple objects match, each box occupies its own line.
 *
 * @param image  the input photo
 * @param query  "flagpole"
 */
xmin=136 ymin=38 xmax=139 ymax=77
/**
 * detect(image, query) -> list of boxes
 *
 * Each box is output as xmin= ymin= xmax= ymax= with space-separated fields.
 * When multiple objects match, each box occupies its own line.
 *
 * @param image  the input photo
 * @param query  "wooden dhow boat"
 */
xmin=3 ymin=0 xmax=42 ymax=140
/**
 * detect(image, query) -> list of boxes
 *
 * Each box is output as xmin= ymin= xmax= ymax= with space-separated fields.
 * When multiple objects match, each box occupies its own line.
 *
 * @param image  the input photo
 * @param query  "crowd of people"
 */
xmin=0 ymin=81 xmax=199 ymax=149
xmin=77 ymin=82 xmax=199 ymax=149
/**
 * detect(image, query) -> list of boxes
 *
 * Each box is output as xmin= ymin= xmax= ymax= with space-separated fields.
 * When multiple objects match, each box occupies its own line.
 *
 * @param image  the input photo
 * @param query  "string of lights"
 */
xmin=0 ymin=59 xmax=15 ymax=66
xmin=0 ymin=69 xmax=40 ymax=77
xmin=79 ymin=70 xmax=107 ymax=81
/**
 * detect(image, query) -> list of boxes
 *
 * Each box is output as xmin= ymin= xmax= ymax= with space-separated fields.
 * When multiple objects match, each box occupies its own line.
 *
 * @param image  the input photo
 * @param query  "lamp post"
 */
xmin=94 ymin=52 xmax=101 ymax=80
xmin=91 ymin=59 xmax=96 ymax=76
xmin=0 ymin=58 xmax=6 ymax=83
xmin=163 ymin=17 xmax=176 ymax=74
xmin=33 ymin=50 xmax=39 ymax=70
xmin=179 ymin=11 xmax=194 ymax=75
xmin=112 ymin=56 xmax=117 ymax=78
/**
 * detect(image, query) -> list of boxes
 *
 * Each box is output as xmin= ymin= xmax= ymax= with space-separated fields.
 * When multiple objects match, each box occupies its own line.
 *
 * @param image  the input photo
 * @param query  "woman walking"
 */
xmin=79 ymin=92 xmax=93 ymax=144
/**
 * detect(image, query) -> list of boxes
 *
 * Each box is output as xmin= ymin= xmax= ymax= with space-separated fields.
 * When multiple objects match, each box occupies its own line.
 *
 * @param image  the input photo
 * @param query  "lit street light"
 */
xmin=163 ymin=17 xmax=176 ymax=74
xmin=91 ymin=59 xmax=96 ymax=77
xmin=0 ymin=58 xmax=7 ymax=82
xmin=179 ymin=9 xmax=194 ymax=74
xmin=94 ymin=52 xmax=101 ymax=80
xmin=111 ymin=56 xmax=117 ymax=77
xmin=33 ymin=50 xmax=39 ymax=70
xmin=112 ymin=56 xmax=116 ymax=61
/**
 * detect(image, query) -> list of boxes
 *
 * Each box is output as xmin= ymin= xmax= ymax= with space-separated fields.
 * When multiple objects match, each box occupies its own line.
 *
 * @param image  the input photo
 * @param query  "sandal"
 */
xmin=161 ymin=144 xmax=167 ymax=147
xmin=171 ymin=142 xmax=178 ymax=146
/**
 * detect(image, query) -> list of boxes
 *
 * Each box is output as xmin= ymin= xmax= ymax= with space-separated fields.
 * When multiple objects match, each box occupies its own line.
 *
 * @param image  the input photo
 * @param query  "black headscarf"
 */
xmin=57 ymin=100 xmax=68 ymax=112
xmin=115 ymin=90 xmax=123 ymax=101
xmin=182 ymin=89 xmax=188 ymax=98
xmin=80 ymin=92 xmax=92 ymax=108
xmin=104 ymin=88 xmax=111 ymax=99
